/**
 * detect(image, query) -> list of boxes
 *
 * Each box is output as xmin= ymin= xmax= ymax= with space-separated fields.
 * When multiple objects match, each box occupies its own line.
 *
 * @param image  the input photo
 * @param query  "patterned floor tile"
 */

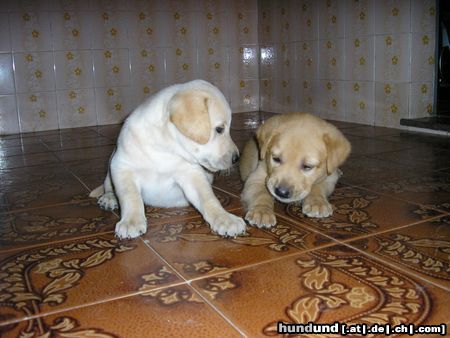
xmin=0 ymin=173 xmax=89 ymax=213
xmin=192 ymin=244 xmax=449 ymax=337
xmin=143 ymin=212 xmax=335 ymax=281
xmin=0 ymin=288 xmax=242 ymax=338
xmin=0 ymin=200 xmax=118 ymax=251
xmin=274 ymin=186 xmax=444 ymax=242
xmin=363 ymin=172 xmax=450 ymax=213
xmin=348 ymin=216 xmax=450 ymax=290
xmin=0 ymin=234 xmax=184 ymax=330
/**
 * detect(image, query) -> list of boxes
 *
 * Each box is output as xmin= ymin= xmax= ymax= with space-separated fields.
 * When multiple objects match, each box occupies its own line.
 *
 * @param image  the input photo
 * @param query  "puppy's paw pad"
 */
xmin=211 ymin=213 xmax=246 ymax=237
xmin=302 ymin=199 xmax=333 ymax=218
xmin=245 ymin=207 xmax=277 ymax=228
xmin=98 ymin=192 xmax=118 ymax=211
xmin=115 ymin=218 xmax=147 ymax=239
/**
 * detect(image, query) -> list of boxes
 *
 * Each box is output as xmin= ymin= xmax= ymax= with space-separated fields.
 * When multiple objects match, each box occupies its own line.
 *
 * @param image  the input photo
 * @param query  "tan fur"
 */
xmin=240 ymin=112 xmax=351 ymax=228
xmin=169 ymin=90 xmax=211 ymax=144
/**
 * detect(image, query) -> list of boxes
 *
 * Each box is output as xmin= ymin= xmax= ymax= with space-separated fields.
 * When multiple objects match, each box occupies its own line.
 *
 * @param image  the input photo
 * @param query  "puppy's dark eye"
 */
xmin=215 ymin=126 xmax=224 ymax=134
xmin=302 ymin=164 xmax=313 ymax=171
xmin=272 ymin=156 xmax=281 ymax=164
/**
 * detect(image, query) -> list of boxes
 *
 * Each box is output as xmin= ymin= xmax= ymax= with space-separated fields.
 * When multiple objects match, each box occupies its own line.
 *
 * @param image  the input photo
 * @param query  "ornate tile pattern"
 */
xmin=0 ymin=112 xmax=448 ymax=337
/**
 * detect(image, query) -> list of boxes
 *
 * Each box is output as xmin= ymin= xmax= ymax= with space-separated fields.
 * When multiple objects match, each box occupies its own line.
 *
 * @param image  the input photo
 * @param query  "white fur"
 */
xmin=90 ymin=80 xmax=246 ymax=239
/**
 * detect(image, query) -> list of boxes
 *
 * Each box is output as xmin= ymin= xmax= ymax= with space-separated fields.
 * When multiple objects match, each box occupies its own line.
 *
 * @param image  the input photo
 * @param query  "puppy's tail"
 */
xmin=89 ymin=185 xmax=104 ymax=198
xmin=239 ymin=137 xmax=259 ymax=181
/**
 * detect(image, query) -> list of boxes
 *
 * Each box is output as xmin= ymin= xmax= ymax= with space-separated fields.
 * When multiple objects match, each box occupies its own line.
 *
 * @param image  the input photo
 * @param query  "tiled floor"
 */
xmin=0 ymin=112 xmax=449 ymax=337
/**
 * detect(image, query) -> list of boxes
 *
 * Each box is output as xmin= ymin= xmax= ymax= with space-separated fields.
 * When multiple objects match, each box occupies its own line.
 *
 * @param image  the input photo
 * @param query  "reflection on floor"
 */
xmin=0 ymin=112 xmax=449 ymax=337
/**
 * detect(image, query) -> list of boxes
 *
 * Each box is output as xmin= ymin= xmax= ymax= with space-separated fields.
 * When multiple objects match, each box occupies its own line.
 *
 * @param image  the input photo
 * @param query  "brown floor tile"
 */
xmin=0 ymin=136 xmax=43 ymax=149
xmin=0 ymin=163 xmax=71 ymax=187
xmin=93 ymin=123 xmax=122 ymax=140
xmin=326 ymin=119 xmax=365 ymax=129
xmin=346 ymin=135 xmax=413 ymax=156
xmin=340 ymin=156 xmax=427 ymax=186
xmin=66 ymin=157 xmax=110 ymax=190
xmin=0 ymin=173 xmax=89 ymax=213
xmin=0 ymin=152 xmax=59 ymax=170
xmin=0 ymin=234 xmax=183 ymax=328
xmin=0 ymin=288 xmax=242 ymax=338
xmin=143 ymin=212 xmax=334 ymax=280
xmin=213 ymin=168 xmax=243 ymax=197
xmin=275 ymin=185 xmax=444 ymax=242
xmin=341 ymin=125 xmax=407 ymax=137
xmin=0 ymin=143 xmax=50 ymax=158
xmin=369 ymin=147 xmax=450 ymax=171
xmin=53 ymin=145 xmax=115 ymax=162
xmin=42 ymin=136 xmax=115 ymax=151
xmin=363 ymin=172 xmax=450 ymax=213
xmin=39 ymin=128 xmax=100 ymax=143
xmin=0 ymin=200 xmax=118 ymax=251
xmin=348 ymin=216 xmax=450 ymax=290
xmin=380 ymin=132 xmax=450 ymax=150
xmin=192 ymin=245 xmax=449 ymax=337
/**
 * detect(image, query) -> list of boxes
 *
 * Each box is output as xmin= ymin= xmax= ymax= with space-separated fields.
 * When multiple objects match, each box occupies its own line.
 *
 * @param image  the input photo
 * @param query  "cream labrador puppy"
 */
xmin=239 ymin=112 xmax=351 ymax=228
xmin=90 ymin=80 xmax=246 ymax=239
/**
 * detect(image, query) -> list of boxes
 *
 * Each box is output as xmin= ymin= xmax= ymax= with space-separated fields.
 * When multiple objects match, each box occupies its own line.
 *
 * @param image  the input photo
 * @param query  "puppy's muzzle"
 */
xmin=274 ymin=185 xmax=291 ymax=199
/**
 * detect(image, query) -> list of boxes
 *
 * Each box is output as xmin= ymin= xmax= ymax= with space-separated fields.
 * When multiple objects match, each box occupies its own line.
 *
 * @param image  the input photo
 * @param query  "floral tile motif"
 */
xmin=0 ymin=200 xmax=118 ymax=250
xmin=0 ymin=173 xmax=89 ymax=213
xmin=192 ymin=245 xmax=449 ymax=337
xmin=363 ymin=173 xmax=450 ymax=213
xmin=1 ymin=289 xmax=242 ymax=338
xmin=275 ymin=186 xmax=444 ymax=242
xmin=348 ymin=216 xmax=450 ymax=290
xmin=0 ymin=234 xmax=183 ymax=331
xmin=143 ymin=213 xmax=334 ymax=280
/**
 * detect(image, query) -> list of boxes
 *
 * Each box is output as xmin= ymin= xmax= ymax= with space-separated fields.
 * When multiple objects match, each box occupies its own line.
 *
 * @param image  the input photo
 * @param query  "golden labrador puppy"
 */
xmin=90 ymin=80 xmax=246 ymax=239
xmin=239 ymin=112 xmax=351 ymax=228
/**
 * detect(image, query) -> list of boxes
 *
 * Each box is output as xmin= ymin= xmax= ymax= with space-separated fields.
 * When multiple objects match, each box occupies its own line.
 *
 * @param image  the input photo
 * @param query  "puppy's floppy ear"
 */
xmin=323 ymin=125 xmax=351 ymax=175
xmin=256 ymin=117 xmax=280 ymax=160
xmin=169 ymin=90 xmax=211 ymax=144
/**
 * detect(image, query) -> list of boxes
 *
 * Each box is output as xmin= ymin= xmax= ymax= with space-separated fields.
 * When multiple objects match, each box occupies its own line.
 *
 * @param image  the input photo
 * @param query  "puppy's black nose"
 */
xmin=232 ymin=152 xmax=240 ymax=164
xmin=274 ymin=186 xmax=291 ymax=199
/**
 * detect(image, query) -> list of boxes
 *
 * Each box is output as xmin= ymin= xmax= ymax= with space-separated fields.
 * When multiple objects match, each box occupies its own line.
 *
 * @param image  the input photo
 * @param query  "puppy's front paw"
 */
xmin=302 ymin=197 xmax=333 ymax=218
xmin=98 ymin=192 xmax=118 ymax=211
xmin=210 ymin=212 xmax=246 ymax=237
xmin=115 ymin=217 xmax=147 ymax=239
xmin=245 ymin=206 xmax=277 ymax=228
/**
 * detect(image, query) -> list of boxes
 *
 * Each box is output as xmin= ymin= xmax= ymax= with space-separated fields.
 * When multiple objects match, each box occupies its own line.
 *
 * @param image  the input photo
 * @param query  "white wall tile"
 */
xmin=0 ymin=54 xmax=15 ymax=94
xmin=197 ymin=46 xmax=230 ymax=85
xmin=345 ymin=0 xmax=374 ymax=37
xmin=295 ymin=40 xmax=318 ymax=80
xmin=318 ymin=38 xmax=345 ymax=80
xmin=318 ymin=0 xmax=346 ymax=39
xmin=91 ymin=11 xmax=130 ymax=49
xmin=17 ymin=91 xmax=58 ymax=132
xmin=411 ymin=0 xmax=436 ymax=33
xmin=95 ymin=86 xmax=135 ymax=125
xmin=51 ymin=11 xmax=92 ymax=50
xmin=411 ymin=32 xmax=435 ymax=82
xmin=375 ymin=81 xmax=409 ymax=128
xmin=165 ymin=47 xmax=198 ymax=83
xmin=374 ymin=0 xmax=411 ymax=35
xmin=409 ymin=82 xmax=434 ymax=118
xmin=13 ymin=51 xmax=55 ymax=93
xmin=93 ymin=48 xmax=131 ymax=87
xmin=54 ymin=50 xmax=94 ymax=90
xmin=57 ymin=88 xmax=96 ymax=128
xmin=230 ymin=45 xmax=259 ymax=79
xmin=0 ymin=95 xmax=19 ymax=135
xmin=375 ymin=33 xmax=410 ymax=82
xmin=10 ymin=11 xmax=52 ymax=52
xmin=230 ymin=78 xmax=259 ymax=112
xmin=130 ymin=48 xmax=166 ymax=88
xmin=344 ymin=81 xmax=375 ymax=125
xmin=0 ymin=14 xmax=11 ymax=52
xmin=345 ymin=36 xmax=375 ymax=81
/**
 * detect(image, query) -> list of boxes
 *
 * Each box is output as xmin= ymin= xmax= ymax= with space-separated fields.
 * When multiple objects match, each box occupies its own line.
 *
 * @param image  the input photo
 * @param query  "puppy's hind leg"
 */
xmin=112 ymin=170 xmax=147 ymax=239
xmin=95 ymin=171 xmax=119 ymax=211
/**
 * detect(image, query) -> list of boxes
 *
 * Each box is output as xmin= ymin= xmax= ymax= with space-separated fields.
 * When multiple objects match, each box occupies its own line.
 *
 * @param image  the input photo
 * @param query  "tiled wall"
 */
xmin=0 ymin=0 xmax=438 ymax=135
xmin=259 ymin=0 xmax=437 ymax=128
xmin=0 ymin=0 xmax=259 ymax=134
